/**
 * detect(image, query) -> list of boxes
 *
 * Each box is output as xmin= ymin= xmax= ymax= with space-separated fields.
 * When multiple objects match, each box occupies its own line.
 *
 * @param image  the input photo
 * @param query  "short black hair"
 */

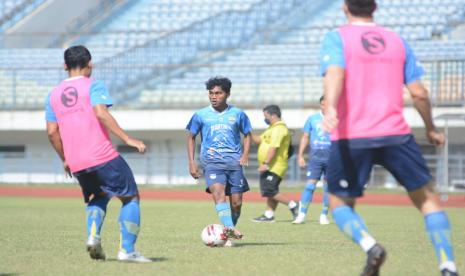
xmin=345 ymin=0 xmax=377 ymax=17
xmin=263 ymin=105 xmax=281 ymax=118
xmin=319 ymin=95 xmax=325 ymax=103
xmin=205 ymin=76 xmax=232 ymax=94
xmin=64 ymin=45 xmax=91 ymax=70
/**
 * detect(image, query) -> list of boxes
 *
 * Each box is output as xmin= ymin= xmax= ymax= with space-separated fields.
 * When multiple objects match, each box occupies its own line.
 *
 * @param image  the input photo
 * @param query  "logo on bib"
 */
xmin=61 ymin=86 xmax=78 ymax=107
xmin=361 ymin=32 xmax=386 ymax=55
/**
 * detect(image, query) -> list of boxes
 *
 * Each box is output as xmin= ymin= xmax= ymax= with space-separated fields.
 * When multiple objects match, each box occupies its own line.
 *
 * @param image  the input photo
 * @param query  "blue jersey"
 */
xmin=303 ymin=112 xmax=331 ymax=160
xmin=186 ymin=105 xmax=252 ymax=170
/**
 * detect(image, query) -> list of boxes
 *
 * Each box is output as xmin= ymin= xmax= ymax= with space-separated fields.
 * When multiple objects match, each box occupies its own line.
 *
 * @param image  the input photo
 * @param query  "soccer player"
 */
xmin=251 ymin=105 xmax=298 ymax=223
xmin=186 ymin=76 xmax=251 ymax=246
xmin=292 ymin=96 xmax=330 ymax=225
xmin=321 ymin=1 xmax=458 ymax=275
xmin=45 ymin=45 xmax=151 ymax=263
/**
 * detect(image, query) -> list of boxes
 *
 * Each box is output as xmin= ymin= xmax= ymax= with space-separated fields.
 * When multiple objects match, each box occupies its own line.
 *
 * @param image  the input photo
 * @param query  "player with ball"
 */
xmin=187 ymin=76 xmax=252 ymax=247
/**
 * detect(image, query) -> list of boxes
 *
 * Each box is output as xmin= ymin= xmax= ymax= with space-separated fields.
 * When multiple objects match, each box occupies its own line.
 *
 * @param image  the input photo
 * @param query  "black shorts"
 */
xmin=259 ymin=171 xmax=282 ymax=197
xmin=74 ymin=155 xmax=139 ymax=203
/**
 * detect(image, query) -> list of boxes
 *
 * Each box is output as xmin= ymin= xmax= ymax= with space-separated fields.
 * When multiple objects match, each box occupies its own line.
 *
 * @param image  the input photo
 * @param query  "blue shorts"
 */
xmin=74 ymin=155 xmax=139 ymax=203
xmin=327 ymin=135 xmax=432 ymax=198
xmin=307 ymin=159 xmax=328 ymax=181
xmin=204 ymin=168 xmax=249 ymax=196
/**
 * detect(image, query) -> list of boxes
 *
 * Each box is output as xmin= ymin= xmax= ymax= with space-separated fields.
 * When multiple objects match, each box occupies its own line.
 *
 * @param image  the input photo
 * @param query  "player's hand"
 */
xmin=427 ymin=129 xmax=445 ymax=147
xmin=323 ymin=107 xmax=338 ymax=132
xmin=63 ymin=161 xmax=72 ymax=178
xmin=126 ymin=138 xmax=146 ymax=153
xmin=298 ymin=156 xmax=306 ymax=168
xmin=258 ymin=164 xmax=269 ymax=173
xmin=240 ymin=154 xmax=249 ymax=166
xmin=189 ymin=162 xmax=201 ymax=179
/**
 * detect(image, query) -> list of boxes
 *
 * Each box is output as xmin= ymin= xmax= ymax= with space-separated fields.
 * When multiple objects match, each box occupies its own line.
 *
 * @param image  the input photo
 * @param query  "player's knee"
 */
xmin=305 ymin=182 xmax=316 ymax=191
xmin=231 ymin=199 xmax=242 ymax=210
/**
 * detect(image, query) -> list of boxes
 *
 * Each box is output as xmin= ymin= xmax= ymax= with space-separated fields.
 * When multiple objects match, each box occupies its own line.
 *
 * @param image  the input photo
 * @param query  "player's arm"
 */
xmin=187 ymin=132 xmax=200 ymax=179
xmin=240 ymin=133 xmax=250 ymax=166
xmin=407 ymin=81 xmax=445 ymax=146
xmin=250 ymin=132 xmax=261 ymax=144
xmin=297 ymin=133 xmax=310 ymax=168
xmin=46 ymin=122 xmax=71 ymax=177
xmin=93 ymin=104 xmax=146 ymax=153
xmin=323 ymin=66 xmax=345 ymax=132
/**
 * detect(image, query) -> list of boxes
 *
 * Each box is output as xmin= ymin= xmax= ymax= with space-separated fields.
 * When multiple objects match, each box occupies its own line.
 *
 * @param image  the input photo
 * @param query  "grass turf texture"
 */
xmin=0 ymin=197 xmax=463 ymax=275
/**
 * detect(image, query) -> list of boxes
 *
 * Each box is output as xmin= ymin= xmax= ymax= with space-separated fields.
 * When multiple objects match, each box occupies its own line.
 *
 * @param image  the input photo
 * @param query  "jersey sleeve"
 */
xmin=90 ymin=80 xmax=113 ymax=107
xmin=402 ymin=38 xmax=425 ymax=84
xmin=45 ymin=92 xmax=57 ymax=122
xmin=320 ymin=31 xmax=345 ymax=76
xmin=238 ymin=111 xmax=252 ymax=135
xmin=303 ymin=117 xmax=312 ymax=134
xmin=186 ymin=113 xmax=202 ymax=136
xmin=269 ymin=127 xmax=286 ymax=148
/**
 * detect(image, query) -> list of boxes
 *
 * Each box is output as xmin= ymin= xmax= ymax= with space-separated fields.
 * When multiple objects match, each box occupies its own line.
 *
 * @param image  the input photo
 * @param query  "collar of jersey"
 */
xmin=350 ymin=21 xmax=376 ymax=26
xmin=210 ymin=104 xmax=231 ymax=114
xmin=64 ymin=76 xmax=85 ymax=82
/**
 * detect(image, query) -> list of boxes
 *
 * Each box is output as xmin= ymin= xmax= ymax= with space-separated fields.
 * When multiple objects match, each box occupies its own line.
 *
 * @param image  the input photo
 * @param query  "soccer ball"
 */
xmin=201 ymin=224 xmax=227 ymax=247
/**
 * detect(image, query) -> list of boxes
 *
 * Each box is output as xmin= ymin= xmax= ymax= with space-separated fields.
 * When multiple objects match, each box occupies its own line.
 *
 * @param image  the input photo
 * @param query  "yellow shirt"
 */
xmin=257 ymin=121 xmax=291 ymax=177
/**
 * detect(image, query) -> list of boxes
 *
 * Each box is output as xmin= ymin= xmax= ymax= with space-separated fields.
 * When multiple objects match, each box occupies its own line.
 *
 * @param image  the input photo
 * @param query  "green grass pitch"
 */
xmin=0 ymin=197 xmax=463 ymax=275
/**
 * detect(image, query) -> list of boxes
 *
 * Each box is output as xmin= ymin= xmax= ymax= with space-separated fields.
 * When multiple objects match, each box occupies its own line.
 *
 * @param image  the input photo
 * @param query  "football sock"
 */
xmin=299 ymin=183 xmax=316 ymax=215
xmin=215 ymin=202 xmax=234 ymax=228
xmin=232 ymin=210 xmax=241 ymax=226
xmin=424 ymin=211 xmax=457 ymax=272
xmin=264 ymin=210 xmax=274 ymax=219
xmin=288 ymin=200 xmax=297 ymax=209
xmin=332 ymin=205 xmax=376 ymax=252
xmin=86 ymin=195 xmax=110 ymax=239
xmin=119 ymin=200 xmax=140 ymax=254
xmin=321 ymin=184 xmax=329 ymax=216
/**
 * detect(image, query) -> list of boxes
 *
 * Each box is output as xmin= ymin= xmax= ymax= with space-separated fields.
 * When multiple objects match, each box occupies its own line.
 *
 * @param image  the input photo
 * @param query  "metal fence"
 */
xmin=1 ymin=152 xmax=464 ymax=193
xmin=0 ymin=59 xmax=464 ymax=110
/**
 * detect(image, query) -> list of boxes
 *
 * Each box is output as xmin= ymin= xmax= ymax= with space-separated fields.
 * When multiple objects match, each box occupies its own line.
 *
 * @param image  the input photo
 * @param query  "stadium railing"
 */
xmin=1 ymin=152 xmax=464 ymax=191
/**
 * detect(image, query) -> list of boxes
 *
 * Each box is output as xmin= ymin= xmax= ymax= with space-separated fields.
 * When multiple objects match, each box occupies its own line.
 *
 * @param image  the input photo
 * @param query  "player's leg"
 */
xmin=272 ymin=192 xmax=298 ymax=219
xmin=205 ymin=168 xmax=236 ymax=229
xmin=328 ymin=142 xmax=386 ymax=276
xmin=408 ymin=184 xmax=457 ymax=275
xmin=223 ymin=169 xmax=249 ymax=240
xmin=95 ymin=156 xmax=151 ymax=263
xmin=319 ymin=180 xmax=330 ymax=225
xmin=76 ymin=172 xmax=109 ymax=260
xmin=293 ymin=160 xmax=322 ymax=223
xmin=382 ymin=138 xmax=457 ymax=275
xmin=253 ymin=171 xmax=276 ymax=222
xmin=229 ymin=192 xmax=243 ymax=226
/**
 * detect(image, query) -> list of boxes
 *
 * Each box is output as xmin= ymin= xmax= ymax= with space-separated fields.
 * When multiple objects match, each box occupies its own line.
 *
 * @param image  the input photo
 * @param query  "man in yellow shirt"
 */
xmin=251 ymin=105 xmax=298 ymax=222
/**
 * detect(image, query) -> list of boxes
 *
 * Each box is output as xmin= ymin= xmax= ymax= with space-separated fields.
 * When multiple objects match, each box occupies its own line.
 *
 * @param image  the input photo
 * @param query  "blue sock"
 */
xmin=299 ymin=183 xmax=316 ymax=215
xmin=215 ymin=202 xmax=234 ymax=228
xmin=86 ymin=196 xmax=110 ymax=239
xmin=425 ymin=211 xmax=456 ymax=270
xmin=321 ymin=184 xmax=329 ymax=216
xmin=232 ymin=210 xmax=241 ymax=226
xmin=119 ymin=200 xmax=140 ymax=254
xmin=332 ymin=206 xmax=376 ymax=252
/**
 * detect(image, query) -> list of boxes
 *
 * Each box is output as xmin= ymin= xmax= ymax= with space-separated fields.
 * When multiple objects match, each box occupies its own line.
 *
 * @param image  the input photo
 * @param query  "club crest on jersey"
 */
xmin=228 ymin=116 xmax=236 ymax=124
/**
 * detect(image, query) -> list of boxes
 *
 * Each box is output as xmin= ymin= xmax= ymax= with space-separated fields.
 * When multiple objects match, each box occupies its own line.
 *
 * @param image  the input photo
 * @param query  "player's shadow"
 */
xmin=233 ymin=242 xmax=288 ymax=247
xmin=0 ymin=274 xmax=20 ymax=276
xmin=106 ymin=256 xmax=168 ymax=263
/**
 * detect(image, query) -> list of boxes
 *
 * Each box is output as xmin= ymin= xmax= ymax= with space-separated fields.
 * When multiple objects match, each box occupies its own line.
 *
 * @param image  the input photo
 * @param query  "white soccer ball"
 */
xmin=201 ymin=224 xmax=227 ymax=247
